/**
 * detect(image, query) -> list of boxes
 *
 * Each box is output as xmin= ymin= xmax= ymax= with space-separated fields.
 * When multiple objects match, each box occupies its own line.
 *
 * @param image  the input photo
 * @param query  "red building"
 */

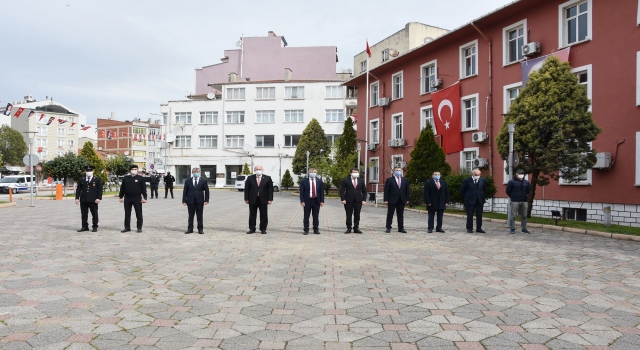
xmin=346 ymin=0 xmax=640 ymax=226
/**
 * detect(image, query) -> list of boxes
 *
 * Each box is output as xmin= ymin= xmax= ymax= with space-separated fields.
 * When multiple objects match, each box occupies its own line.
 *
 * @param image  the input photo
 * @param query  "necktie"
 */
xmin=87 ymin=177 xmax=90 ymax=183
xmin=436 ymin=180 xmax=440 ymax=190
xmin=353 ymin=178 xmax=357 ymax=188
xmin=397 ymin=177 xmax=401 ymax=187
xmin=312 ymin=179 xmax=316 ymax=198
xmin=257 ymin=176 xmax=261 ymax=196
xmin=195 ymin=178 xmax=198 ymax=186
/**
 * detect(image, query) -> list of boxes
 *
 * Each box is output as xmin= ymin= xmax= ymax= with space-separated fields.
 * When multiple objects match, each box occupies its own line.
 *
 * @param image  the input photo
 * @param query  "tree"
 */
xmin=336 ymin=117 xmax=357 ymax=162
xmin=42 ymin=152 xmax=87 ymax=195
xmin=242 ymin=163 xmax=251 ymax=175
xmin=497 ymin=56 xmax=602 ymax=218
xmin=105 ymin=154 xmax=134 ymax=180
xmin=79 ymin=141 xmax=107 ymax=184
xmin=0 ymin=125 xmax=28 ymax=166
xmin=405 ymin=123 xmax=451 ymax=186
xmin=281 ymin=169 xmax=294 ymax=190
xmin=292 ymin=118 xmax=330 ymax=175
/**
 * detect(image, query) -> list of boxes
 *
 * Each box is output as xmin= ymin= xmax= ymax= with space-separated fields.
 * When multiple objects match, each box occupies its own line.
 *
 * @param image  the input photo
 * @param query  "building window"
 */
xmin=256 ymin=135 xmax=275 ymax=148
xmin=132 ymin=127 xmax=147 ymax=146
xmin=68 ymin=140 xmax=74 ymax=147
xmin=326 ymin=135 xmax=341 ymax=146
xmin=460 ymin=40 xmax=478 ymax=79
xmin=421 ymin=61 xmax=437 ymax=94
xmin=226 ymin=135 xmax=244 ymax=148
xmin=563 ymin=208 xmax=587 ymax=221
xmin=504 ymin=20 xmax=526 ymax=65
xmin=57 ymin=151 xmax=65 ymax=157
xmin=325 ymin=109 xmax=344 ymax=123
xmin=370 ymin=82 xmax=379 ymax=107
xmin=68 ymin=128 xmax=74 ymax=135
xmin=326 ymin=86 xmax=344 ymax=98
xmin=175 ymin=136 xmax=191 ymax=148
xmin=36 ymin=126 xmax=47 ymax=135
xmin=284 ymin=135 xmax=301 ymax=147
xmin=392 ymin=72 xmax=403 ymax=100
xmin=162 ymin=112 xmax=167 ymax=125
xmin=256 ymin=87 xmax=275 ymax=100
xmin=149 ymin=152 xmax=155 ymax=159
xmin=636 ymin=132 xmax=640 ymax=186
xmin=462 ymin=94 xmax=479 ymax=131
xmin=57 ymin=139 xmax=64 ymax=148
xmin=571 ymin=64 xmax=592 ymax=110
xmin=421 ymin=106 xmax=436 ymax=134
xmin=392 ymin=155 xmax=404 ymax=169
xmin=226 ymin=88 xmax=245 ymax=100
xmin=200 ymin=111 xmax=218 ymax=124
xmin=175 ymin=112 xmax=191 ymax=124
xmin=461 ymin=148 xmax=479 ymax=173
xmin=559 ymin=141 xmax=592 ymax=185
xmin=36 ymin=138 xmax=47 ymax=147
xmin=369 ymin=157 xmax=379 ymax=183
xmin=560 ymin=0 xmax=591 ymax=46
xmin=503 ymin=83 xmax=522 ymax=113
xmin=57 ymin=128 xmax=65 ymax=136
xmin=284 ymin=110 xmax=304 ymax=123
xmin=370 ymin=119 xmax=379 ymax=144
xmin=285 ymin=86 xmax=304 ymax=99
xmin=132 ymin=150 xmax=146 ymax=157
xmin=37 ymin=150 xmax=47 ymax=160
xmin=226 ymin=111 xmax=245 ymax=124
xmin=199 ymin=135 xmax=217 ymax=148
xmin=360 ymin=60 xmax=367 ymax=73
xmin=392 ymin=113 xmax=403 ymax=140
xmin=255 ymin=110 xmax=275 ymax=123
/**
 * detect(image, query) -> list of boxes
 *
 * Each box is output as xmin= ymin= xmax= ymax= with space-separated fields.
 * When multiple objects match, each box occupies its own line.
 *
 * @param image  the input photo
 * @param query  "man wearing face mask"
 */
xmin=340 ymin=168 xmax=367 ymax=234
xmin=299 ymin=168 xmax=324 ymax=235
xmin=149 ymin=171 xmax=160 ymax=199
xmin=506 ymin=169 xmax=531 ymax=234
xmin=383 ymin=166 xmax=410 ymax=233
xmin=423 ymin=170 xmax=450 ymax=233
xmin=75 ymin=165 xmax=103 ymax=232
xmin=182 ymin=167 xmax=210 ymax=234
xmin=244 ymin=165 xmax=273 ymax=234
xmin=460 ymin=168 xmax=487 ymax=233
xmin=119 ymin=165 xmax=147 ymax=233
xmin=163 ymin=171 xmax=175 ymax=199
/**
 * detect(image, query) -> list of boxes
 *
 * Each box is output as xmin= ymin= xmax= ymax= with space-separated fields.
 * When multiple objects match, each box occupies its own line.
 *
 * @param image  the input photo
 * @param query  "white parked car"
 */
xmin=0 ymin=175 xmax=36 ymax=194
xmin=235 ymin=175 xmax=280 ymax=192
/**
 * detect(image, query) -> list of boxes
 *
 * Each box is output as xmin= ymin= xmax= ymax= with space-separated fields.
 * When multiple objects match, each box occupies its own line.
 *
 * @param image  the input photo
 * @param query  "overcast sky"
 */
xmin=0 ymin=0 xmax=514 ymax=124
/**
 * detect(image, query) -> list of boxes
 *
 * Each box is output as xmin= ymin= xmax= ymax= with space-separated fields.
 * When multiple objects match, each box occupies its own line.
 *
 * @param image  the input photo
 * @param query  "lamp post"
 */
xmin=306 ymin=150 xmax=310 ymax=174
xmin=507 ymin=123 xmax=515 ymax=225
xmin=23 ymin=131 xmax=37 ymax=207
xmin=278 ymin=144 xmax=282 ymax=196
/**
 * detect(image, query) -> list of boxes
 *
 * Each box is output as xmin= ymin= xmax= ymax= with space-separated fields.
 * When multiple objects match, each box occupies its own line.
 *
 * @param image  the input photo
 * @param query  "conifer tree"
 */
xmin=405 ymin=123 xmax=451 ymax=185
xmin=79 ymin=141 xmax=108 ymax=183
xmin=242 ymin=163 xmax=251 ymax=175
xmin=292 ymin=118 xmax=330 ymax=175
xmin=281 ymin=169 xmax=294 ymax=190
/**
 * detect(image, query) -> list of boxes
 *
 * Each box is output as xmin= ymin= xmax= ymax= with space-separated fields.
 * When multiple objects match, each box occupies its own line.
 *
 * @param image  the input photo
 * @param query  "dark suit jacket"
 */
xmin=339 ymin=177 xmax=367 ymax=202
xmin=182 ymin=177 xmax=210 ymax=205
xmin=383 ymin=176 xmax=409 ymax=203
xmin=460 ymin=177 xmax=487 ymax=207
xmin=75 ymin=176 xmax=103 ymax=202
xmin=423 ymin=179 xmax=450 ymax=210
xmin=299 ymin=178 xmax=325 ymax=204
xmin=244 ymin=174 xmax=273 ymax=204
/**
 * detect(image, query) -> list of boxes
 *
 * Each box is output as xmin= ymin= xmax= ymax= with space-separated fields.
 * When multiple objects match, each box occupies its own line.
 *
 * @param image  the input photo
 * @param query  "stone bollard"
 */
xmin=603 ymin=206 xmax=612 ymax=227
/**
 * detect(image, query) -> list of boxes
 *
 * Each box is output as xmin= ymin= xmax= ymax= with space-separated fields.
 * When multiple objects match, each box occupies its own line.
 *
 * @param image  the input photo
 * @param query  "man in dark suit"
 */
xmin=119 ymin=165 xmax=147 ymax=233
xmin=183 ymin=167 xmax=210 ymax=234
xmin=423 ymin=170 xmax=450 ymax=233
xmin=299 ymin=168 xmax=324 ymax=235
xmin=149 ymin=171 xmax=160 ymax=199
xmin=244 ymin=165 xmax=273 ymax=234
xmin=339 ymin=168 xmax=367 ymax=234
xmin=75 ymin=165 xmax=103 ymax=232
xmin=383 ymin=166 xmax=410 ymax=233
xmin=164 ymin=171 xmax=175 ymax=198
xmin=460 ymin=168 xmax=487 ymax=233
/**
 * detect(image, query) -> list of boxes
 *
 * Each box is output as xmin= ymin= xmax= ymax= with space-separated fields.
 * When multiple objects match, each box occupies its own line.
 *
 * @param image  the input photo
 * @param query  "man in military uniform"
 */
xmin=119 ymin=165 xmax=147 ymax=233
xmin=149 ymin=171 xmax=160 ymax=199
xmin=75 ymin=165 xmax=103 ymax=232
xmin=164 ymin=171 xmax=175 ymax=199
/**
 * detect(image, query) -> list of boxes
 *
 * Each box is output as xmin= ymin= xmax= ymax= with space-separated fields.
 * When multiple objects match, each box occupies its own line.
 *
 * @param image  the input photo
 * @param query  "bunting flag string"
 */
xmin=46 ymin=117 xmax=55 ymax=125
xmin=39 ymin=114 xmax=45 ymax=121
xmin=3 ymin=103 xmax=12 ymax=116
xmin=70 ymin=122 xmax=76 ymax=127
xmin=13 ymin=107 xmax=25 ymax=118
xmin=58 ymin=118 xmax=68 ymax=124
xmin=27 ymin=110 xmax=35 ymax=118
xmin=80 ymin=125 xmax=91 ymax=131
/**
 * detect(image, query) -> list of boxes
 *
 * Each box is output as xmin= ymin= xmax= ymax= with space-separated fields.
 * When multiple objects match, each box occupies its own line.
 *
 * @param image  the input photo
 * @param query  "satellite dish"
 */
xmin=124 ymin=151 xmax=129 ymax=156
xmin=424 ymin=37 xmax=434 ymax=44
xmin=206 ymin=93 xmax=216 ymax=100
xmin=243 ymin=144 xmax=253 ymax=153
xmin=165 ymin=134 xmax=176 ymax=143
xmin=339 ymin=68 xmax=346 ymax=73
xmin=177 ymin=121 xmax=185 ymax=128
xmin=389 ymin=49 xmax=399 ymax=57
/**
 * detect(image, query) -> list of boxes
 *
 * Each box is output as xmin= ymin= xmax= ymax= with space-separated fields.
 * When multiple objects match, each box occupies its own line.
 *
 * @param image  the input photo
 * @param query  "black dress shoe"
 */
xmin=121 ymin=229 xmax=131 ymax=233
xmin=77 ymin=228 xmax=89 ymax=232
xmin=313 ymin=230 xmax=320 ymax=234
xmin=247 ymin=230 xmax=255 ymax=234
xmin=476 ymin=229 xmax=486 ymax=233
xmin=398 ymin=229 xmax=407 ymax=233
xmin=385 ymin=228 xmax=391 ymax=233
xmin=91 ymin=228 xmax=98 ymax=232
xmin=467 ymin=229 xmax=473 ymax=233
xmin=303 ymin=231 xmax=309 ymax=235
xmin=353 ymin=229 xmax=363 ymax=234
xmin=260 ymin=230 xmax=267 ymax=234
xmin=344 ymin=229 xmax=351 ymax=234
xmin=436 ymin=229 xmax=446 ymax=233
xmin=198 ymin=231 xmax=204 ymax=234
xmin=136 ymin=229 xmax=142 ymax=233
xmin=185 ymin=230 xmax=193 ymax=234
xmin=428 ymin=230 xmax=433 ymax=233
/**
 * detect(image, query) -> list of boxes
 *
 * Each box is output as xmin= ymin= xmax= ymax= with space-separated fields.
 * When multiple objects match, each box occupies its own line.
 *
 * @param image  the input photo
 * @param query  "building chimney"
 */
xmin=228 ymin=72 xmax=239 ymax=82
xmin=268 ymin=31 xmax=277 ymax=37
xmin=284 ymin=68 xmax=292 ymax=81
xmin=110 ymin=112 xmax=115 ymax=120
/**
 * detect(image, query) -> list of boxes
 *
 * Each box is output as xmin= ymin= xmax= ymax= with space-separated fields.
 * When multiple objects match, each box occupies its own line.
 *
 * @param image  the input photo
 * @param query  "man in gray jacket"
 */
xmin=506 ymin=169 xmax=531 ymax=234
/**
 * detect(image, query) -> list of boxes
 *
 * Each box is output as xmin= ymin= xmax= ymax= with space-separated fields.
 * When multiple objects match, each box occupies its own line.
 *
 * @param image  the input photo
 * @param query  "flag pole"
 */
xmin=364 ymin=48 xmax=369 ymax=191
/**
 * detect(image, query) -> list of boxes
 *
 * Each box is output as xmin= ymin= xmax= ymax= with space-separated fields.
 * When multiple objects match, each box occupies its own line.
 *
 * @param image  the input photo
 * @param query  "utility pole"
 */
xmin=507 ymin=123 xmax=515 ymax=225
xmin=23 ymin=131 xmax=38 ymax=207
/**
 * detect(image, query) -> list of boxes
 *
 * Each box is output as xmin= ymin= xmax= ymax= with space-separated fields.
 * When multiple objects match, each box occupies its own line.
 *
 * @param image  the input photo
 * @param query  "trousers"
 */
xmin=249 ymin=202 xmax=268 ymax=231
xmin=386 ymin=198 xmax=405 ymax=229
xmin=165 ymin=185 xmax=174 ymax=198
xmin=344 ymin=201 xmax=362 ymax=229
xmin=187 ymin=203 xmax=204 ymax=231
xmin=80 ymin=202 xmax=99 ymax=228
xmin=124 ymin=195 xmax=143 ymax=229
xmin=509 ymin=201 xmax=528 ymax=230
xmin=303 ymin=199 xmax=320 ymax=231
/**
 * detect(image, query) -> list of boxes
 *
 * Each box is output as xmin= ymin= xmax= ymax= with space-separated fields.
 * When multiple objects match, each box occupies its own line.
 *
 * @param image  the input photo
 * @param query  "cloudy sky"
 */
xmin=0 ymin=0 xmax=514 ymax=124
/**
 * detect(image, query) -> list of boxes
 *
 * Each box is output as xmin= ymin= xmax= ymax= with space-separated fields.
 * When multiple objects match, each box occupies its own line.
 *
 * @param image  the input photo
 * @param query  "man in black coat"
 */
xmin=423 ymin=170 xmax=450 ymax=233
xmin=244 ymin=165 xmax=273 ymax=234
xmin=460 ymin=168 xmax=487 ymax=233
xmin=119 ymin=165 xmax=147 ymax=233
xmin=506 ymin=169 xmax=531 ymax=234
xmin=182 ymin=167 xmax=210 ymax=234
xmin=149 ymin=171 xmax=160 ymax=199
xmin=383 ymin=166 xmax=410 ymax=233
xmin=75 ymin=165 xmax=103 ymax=232
xmin=299 ymin=168 xmax=324 ymax=235
xmin=339 ymin=168 xmax=367 ymax=234
xmin=163 ymin=171 xmax=175 ymax=199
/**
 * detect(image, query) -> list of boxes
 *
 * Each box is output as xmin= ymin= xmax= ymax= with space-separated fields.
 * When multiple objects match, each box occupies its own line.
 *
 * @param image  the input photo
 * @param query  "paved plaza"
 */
xmin=0 ymin=190 xmax=639 ymax=350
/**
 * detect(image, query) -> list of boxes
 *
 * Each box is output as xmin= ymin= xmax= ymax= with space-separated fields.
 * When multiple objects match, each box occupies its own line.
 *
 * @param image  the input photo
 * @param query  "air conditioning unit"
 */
xmin=472 ymin=132 xmax=488 ymax=143
xmin=473 ymin=157 xmax=489 ymax=168
xmin=398 ymin=161 xmax=407 ymax=168
xmin=522 ymin=42 xmax=541 ymax=56
xmin=430 ymin=79 xmax=443 ymax=89
xmin=378 ymin=97 xmax=391 ymax=107
xmin=395 ymin=138 xmax=406 ymax=147
xmin=592 ymin=152 xmax=611 ymax=169
xmin=367 ymin=143 xmax=376 ymax=151
xmin=97 ymin=147 xmax=102 ymax=151
xmin=388 ymin=139 xmax=395 ymax=147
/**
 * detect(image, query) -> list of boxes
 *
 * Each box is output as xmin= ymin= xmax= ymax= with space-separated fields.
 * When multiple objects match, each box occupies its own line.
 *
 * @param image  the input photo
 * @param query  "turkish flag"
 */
xmin=14 ymin=107 xmax=25 ymax=118
xmin=39 ymin=114 xmax=45 ymax=121
xmin=432 ymin=83 xmax=464 ymax=154
xmin=113 ymin=131 xmax=118 ymax=139
xmin=365 ymin=41 xmax=371 ymax=57
xmin=38 ymin=147 xmax=43 ymax=152
xmin=133 ymin=134 xmax=138 ymax=141
xmin=100 ymin=130 xmax=105 ymax=138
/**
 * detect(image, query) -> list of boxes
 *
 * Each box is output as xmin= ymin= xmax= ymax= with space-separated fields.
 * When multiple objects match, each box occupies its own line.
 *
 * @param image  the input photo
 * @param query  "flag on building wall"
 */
xmin=46 ymin=117 xmax=55 ymax=125
xmin=100 ymin=130 xmax=105 ymax=138
xmin=432 ymin=82 xmax=464 ymax=154
xmin=27 ymin=110 xmax=35 ymax=118
xmin=366 ymin=40 xmax=371 ymax=57
xmin=158 ymin=134 xmax=162 ymax=141
xmin=81 ymin=125 xmax=91 ymax=131
xmin=106 ymin=130 xmax=112 ymax=139
xmin=13 ymin=107 xmax=25 ymax=118
xmin=521 ymin=47 xmax=570 ymax=86
xmin=39 ymin=114 xmax=45 ymax=121
xmin=123 ymin=131 xmax=128 ymax=137
xmin=3 ymin=103 xmax=12 ymax=116
xmin=58 ymin=119 xmax=67 ymax=124
xmin=133 ymin=134 xmax=138 ymax=141
xmin=70 ymin=122 xmax=76 ymax=127
xmin=113 ymin=131 xmax=118 ymax=139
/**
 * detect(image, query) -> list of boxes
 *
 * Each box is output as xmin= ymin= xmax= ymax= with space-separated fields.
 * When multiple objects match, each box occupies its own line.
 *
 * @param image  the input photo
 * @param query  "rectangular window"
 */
xmin=256 ymin=135 xmax=275 ymax=148
xmin=460 ymin=40 xmax=478 ymax=79
xmin=370 ymin=82 xmax=379 ymax=107
xmin=326 ymin=135 xmax=341 ymax=146
xmin=571 ymin=64 xmax=592 ymax=110
xmin=226 ymin=88 xmax=245 ymax=100
xmin=68 ymin=128 xmax=74 ymax=135
xmin=57 ymin=151 xmax=65 ymax=157
xmin=175 ymin=112 xmax=191 ymax=124
xmin=256 ymin=87 xmax=275 ymax=100
xmin=36 ymin=138 xmax=47 ymax=147
xmin=392 ymin=113 xmax=403 ymax=140
xmin=199 ymin=135 xmax=217 ymax=148
xmin=132 ymin=127 xmax=147 ymax=146
xmin=360 ymin=60 xmax=367 ymax=73
xmin=503 ymin=83 xmax=522 ymax=113
xmin=57 ymin=128 xmax=65 ymax=136
xmin=325 ymin=109 xmax=344 ymax=123
xmin=226 ymin=111 xmax=245 ymax=124
xmin=326 ymin=86 xmax=344 ymax=98
xmin=636 ymin=132 xmax=640 ymax=185
xmin=37 ymin=150 xmax=47 ymax=160
xmin=421 ymin=61 xmax=437 ymax=94
xmin=68 ymin=140 xmax=74 ymax=147
xmin=132 ymin=150 xmax=146 ymax=157
xmin=57 ymin=139 xmax=64 ymax=148
xmin=175 ymin=136 xmax=191 ymax=148
xmin=504 ymin=20 xmax=526 ymax=65
xmin=392 ymin=155 xmax=404 ymax=169
xmin=370 ymin=119 xmax=379 ymax=144
xmin=637 ymin=52 xmax=640 ymax=106
xmin=561 ymin=0 xmax=590 ymax=46
xmin=284 ymin=110 xmax=304 ymax=123
xmin=200 ymin=111 xmax=218 ymax=124
xmin=255 ymin=110 xmax=275 ymax=123
xmin=36 ymin=126 xmax=47 ymax=135
xmin=225 ymin=135 xmax=244 ymax=148
xmin=149 ymin=152 xmax=155 ymax=158
xmin=369 ymin=157 xmax=379 ymax=183
xmin=382 ymin=49 xmax=390 ymax=62
xmin=563 ymin=208 xmax=587 ymax=221
xmin=284 ymin=135 xmax=301 ymax=147
xmin=285 ymin=86 xmax=304 ymax=99
xmin=462 ymin=94 xmax=479 ymax=131
xmin=461 ymin=148 xmax=478 ymax=173
xmin=392 ymin=72 xmax=403 ymax=100
xmin=421 ymin=106 xmax=436 ymax=135
xmin=162 ymin=112 xmax=167 ymax=125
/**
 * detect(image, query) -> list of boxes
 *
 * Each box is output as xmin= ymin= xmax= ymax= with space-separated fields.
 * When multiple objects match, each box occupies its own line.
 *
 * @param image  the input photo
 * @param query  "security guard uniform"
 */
xmin=119 ymin=166 xmax=147 ymax=232
xmin=75 ymin=165 xmax=102 ymax=232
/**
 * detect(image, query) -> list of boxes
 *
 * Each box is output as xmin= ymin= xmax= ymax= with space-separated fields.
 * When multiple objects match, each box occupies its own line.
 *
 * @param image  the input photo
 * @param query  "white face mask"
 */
xmin=351 ymin=172 xmax=359 ymax=178
xmin=472 ymin=175 xmax=479 ymax=181
xmin=517 ymin=174 xmax=525 ymax=179
xmin=255 ymin=170 xmax=263 ymax=176
xmin=85 ymin=172 xmax=93 ymax=177
xmin=131 ymin=170 xmax=138 ymax=175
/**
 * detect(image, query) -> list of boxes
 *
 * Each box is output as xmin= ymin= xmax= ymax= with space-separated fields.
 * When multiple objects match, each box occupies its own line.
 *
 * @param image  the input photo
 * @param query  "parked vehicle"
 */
xmin=235 ymin=175 xmax=280 ymax=192
xmin=0 ymin=175 xmax=36 ymax=194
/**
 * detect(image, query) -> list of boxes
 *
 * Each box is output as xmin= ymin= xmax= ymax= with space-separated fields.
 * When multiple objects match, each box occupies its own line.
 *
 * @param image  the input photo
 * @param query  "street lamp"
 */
xmin=306 ymin=150 xmax=310 ymax=174
xmin=23 ymin=131 xmax=38 ymax=207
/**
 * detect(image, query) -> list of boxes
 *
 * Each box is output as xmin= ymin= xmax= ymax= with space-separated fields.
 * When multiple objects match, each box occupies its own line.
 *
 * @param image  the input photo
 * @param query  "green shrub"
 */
xmin=409 ymin=184 xmax=424 ymax=207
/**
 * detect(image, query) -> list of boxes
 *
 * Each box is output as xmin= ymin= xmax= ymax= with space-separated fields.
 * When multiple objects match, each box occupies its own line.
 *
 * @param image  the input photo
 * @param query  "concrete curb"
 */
xmin=0 ymin=202 xmax=17 ymax=208
xmin=24 ymin=194 xmax=121 ymax=201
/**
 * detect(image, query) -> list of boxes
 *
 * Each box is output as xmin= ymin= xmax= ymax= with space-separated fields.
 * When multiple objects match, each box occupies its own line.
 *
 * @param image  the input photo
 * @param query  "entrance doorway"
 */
xmin=226 ymin=165 xmax=242 ymax=186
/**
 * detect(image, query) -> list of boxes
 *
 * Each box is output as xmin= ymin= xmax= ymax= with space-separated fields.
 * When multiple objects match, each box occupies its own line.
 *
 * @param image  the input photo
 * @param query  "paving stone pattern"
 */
xmin=0 ymin=190 xmax=639 ymax=349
